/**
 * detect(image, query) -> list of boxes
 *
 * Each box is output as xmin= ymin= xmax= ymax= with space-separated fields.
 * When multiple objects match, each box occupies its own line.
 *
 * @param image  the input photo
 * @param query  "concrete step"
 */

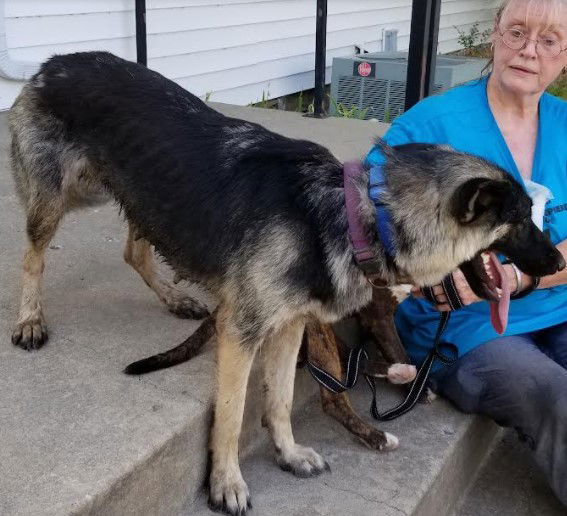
xmin=188 ymin=382 xmax=500 ymax=516
xmin=452 ymin=430 xmax=565 ymax=516
xmin=0 ymin=283 xmax=317 ymax=516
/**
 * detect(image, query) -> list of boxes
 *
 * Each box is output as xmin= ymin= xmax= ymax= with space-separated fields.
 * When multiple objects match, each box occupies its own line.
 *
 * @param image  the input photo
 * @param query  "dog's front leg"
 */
xmin=357 ymin=287 xmax=410 ymax=364
xmin=208 ymin=306 xmax=256 ymax=515
xmin=261 ymin=319 xmax=329 ymax=477
xmin=306 ymin=321 xmax=399 ymax=451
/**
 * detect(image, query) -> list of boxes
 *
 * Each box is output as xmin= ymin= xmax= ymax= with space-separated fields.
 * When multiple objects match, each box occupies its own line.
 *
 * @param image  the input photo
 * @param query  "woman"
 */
xmin=366 ymin=0 xmax=567 ymax=505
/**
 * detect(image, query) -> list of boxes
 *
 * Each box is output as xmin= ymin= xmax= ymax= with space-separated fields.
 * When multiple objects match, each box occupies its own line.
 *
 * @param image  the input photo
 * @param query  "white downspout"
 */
xmin=0 ymin=0 xmax=40 ymax=80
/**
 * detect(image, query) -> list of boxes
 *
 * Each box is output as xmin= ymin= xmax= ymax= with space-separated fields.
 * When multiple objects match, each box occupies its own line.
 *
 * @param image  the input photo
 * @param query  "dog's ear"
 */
xmin=452 ymin=178 xmax=512 ymax=224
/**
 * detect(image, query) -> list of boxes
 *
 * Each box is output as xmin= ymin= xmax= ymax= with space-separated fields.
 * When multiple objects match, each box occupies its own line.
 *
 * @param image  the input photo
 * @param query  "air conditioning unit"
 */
xmin=330 ymin=51 xmax=488 ymax=122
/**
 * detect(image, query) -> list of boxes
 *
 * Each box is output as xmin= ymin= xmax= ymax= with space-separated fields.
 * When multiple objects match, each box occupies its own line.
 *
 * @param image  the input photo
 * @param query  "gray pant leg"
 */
xmin=535 ymin=320 xmax=567 ymax=369
xmin=434 ymin=336 xmax=567 ymax=507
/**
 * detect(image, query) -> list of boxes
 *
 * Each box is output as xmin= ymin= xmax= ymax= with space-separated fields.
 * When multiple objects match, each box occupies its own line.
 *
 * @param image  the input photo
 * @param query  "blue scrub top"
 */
xmin=365 ymin=75 xmax=567 ymax=369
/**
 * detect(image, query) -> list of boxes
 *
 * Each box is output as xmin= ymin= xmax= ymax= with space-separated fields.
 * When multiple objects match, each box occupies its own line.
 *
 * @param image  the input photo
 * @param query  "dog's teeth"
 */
xmin=482 ymin=253 xmax=490 ymax=264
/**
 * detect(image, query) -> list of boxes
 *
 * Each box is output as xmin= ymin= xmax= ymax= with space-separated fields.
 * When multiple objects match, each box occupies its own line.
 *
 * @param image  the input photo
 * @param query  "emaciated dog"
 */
xmin=9 ymin=51 xmax=564 ymax=515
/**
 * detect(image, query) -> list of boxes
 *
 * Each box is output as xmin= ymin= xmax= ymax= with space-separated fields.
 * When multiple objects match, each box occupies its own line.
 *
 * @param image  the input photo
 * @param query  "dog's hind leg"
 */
xmin=123 ymin=222 xmax=209 ymax=319
xmin=208 ymin=303 xmax=256 ymax=515
xmin=261 ymin=318 xmax=330 ymax=477
xmin=12 ymin=197 xmax=64 ymax=350
xmin=305 ymin=321 xmax=399 ymax=451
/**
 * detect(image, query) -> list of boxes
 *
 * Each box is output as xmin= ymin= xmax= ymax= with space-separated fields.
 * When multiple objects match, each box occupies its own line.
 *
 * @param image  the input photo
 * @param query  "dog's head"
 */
xmin=375 ymin=142 xmax=565 ymax=292
xmin=449 ymin=175 xmax=564 ymax=299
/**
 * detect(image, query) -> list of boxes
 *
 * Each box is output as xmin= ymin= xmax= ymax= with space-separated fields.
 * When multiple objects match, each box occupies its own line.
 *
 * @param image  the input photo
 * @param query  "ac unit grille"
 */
xmin=336 ymin=75 xmax=361 ymax=108
xmin=386 ymin=80 xmax=406 ymax=121
xmin=335 ymin=76 xmax=444 ymax=121
xmin=361 ymin=79 xmax=387 ymax=120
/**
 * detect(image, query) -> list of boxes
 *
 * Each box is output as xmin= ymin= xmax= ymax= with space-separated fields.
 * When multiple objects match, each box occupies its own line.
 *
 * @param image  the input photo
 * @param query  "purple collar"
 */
xmin=343 ymin=161 xmax=394 ymax=276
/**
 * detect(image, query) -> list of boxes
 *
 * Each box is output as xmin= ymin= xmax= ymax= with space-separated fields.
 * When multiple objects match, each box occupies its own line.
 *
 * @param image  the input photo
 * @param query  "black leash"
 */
xmin=367 ymin=311 xmax=455 ymax=420
xmin=331 ymin=160 xmax=461 ymax=420
xmin=307 ymin=310 xmax=457 ymax=421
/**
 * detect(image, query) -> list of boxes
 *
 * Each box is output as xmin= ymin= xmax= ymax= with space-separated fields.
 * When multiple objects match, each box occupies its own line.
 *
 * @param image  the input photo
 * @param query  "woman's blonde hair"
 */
xmin=482 ymin=0 xmax=566 ymax=74
xmin=495 ymin=0 xmax=565 ymax=30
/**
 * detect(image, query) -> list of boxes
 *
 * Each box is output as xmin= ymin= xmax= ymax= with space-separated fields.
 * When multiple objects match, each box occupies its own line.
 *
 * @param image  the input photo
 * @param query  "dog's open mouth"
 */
xmin=462 ymin=251 xmax=510 ymax=334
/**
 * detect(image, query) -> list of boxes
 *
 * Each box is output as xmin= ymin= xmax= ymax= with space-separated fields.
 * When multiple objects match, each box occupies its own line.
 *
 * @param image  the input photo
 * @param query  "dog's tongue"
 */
xmin=488 ymin=252 xmax=510 ymax=334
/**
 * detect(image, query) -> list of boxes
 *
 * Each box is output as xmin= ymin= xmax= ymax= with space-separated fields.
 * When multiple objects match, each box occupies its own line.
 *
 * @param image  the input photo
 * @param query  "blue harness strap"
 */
xmin=368 ymin=157 xmax=396 ymax=257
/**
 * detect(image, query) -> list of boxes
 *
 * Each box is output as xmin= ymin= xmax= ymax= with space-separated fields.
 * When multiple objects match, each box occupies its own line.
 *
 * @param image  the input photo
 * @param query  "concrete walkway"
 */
xmin=0 ymin=104 xmax=553 ymax=515
xmin=454 ymin=430 xmax=565 ymax=516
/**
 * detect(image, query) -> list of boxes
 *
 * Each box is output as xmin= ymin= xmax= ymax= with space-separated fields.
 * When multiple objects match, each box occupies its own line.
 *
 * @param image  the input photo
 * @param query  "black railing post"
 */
xmin=404 ymin=0 xmax=441 ymax=111
xmin=313 ymin=0 xmax=328 ymax=118
xmin=135 ymin=0 xmax=147 ymax=66
xmin=424 ymin=0 xmax=441 ymax=94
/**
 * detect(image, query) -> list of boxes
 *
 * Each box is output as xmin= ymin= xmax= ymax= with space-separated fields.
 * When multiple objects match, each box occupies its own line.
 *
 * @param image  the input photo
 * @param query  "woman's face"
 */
xmin=491 ymin=0 xmax=567 ymax=96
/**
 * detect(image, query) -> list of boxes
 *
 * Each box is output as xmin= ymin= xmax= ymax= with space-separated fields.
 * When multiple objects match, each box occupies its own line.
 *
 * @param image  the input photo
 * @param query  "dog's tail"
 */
xmin=123 ymin=310 xmax=217 ymax=375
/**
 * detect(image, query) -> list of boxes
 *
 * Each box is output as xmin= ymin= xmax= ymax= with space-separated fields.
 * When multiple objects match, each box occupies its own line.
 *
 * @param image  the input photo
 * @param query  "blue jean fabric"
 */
xmin=431 ymin=322 xmax=567 ymax=506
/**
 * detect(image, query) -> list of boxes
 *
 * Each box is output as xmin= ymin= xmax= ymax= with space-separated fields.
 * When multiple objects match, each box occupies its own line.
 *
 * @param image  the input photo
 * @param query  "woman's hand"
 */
xmin=411 ymin=265 xmax=522 ymax=312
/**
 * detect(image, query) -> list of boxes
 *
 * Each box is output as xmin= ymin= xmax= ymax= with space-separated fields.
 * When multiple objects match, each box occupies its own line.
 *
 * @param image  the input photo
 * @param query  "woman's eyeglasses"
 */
xmin=499 ymin=28 xmax=567 ymax=58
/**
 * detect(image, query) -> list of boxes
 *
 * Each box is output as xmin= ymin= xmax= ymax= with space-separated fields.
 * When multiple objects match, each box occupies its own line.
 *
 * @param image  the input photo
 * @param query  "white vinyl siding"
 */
xmin=0 ymin=0 xmax=496 ymax=110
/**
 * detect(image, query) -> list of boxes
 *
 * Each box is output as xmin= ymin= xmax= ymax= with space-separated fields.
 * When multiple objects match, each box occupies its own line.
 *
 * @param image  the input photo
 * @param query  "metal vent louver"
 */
xmin=336 ymin=76 xmax=361 ymax=108
xmin=361 ymin=78 xmax=387 ymax=120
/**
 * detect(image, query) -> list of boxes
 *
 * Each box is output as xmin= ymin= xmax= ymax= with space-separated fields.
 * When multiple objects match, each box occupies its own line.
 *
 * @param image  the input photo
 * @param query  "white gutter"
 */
xmin=0 ymin=0 xmax=40 ymax=80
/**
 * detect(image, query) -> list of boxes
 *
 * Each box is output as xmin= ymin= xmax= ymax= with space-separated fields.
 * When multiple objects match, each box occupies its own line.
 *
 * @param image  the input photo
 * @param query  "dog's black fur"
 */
xmin=35 ymin=52 xmax=358 ymax=340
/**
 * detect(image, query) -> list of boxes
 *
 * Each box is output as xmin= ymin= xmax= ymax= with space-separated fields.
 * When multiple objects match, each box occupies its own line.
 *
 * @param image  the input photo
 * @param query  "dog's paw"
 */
xmin=208 ymin=469 xmax=251 ymax=516
xmin=387 ymin=363 xmax=417 ymax=384
xmin=382 ymin=432 xmax=399 ymax=450
xmin=355 ymin=428 xmax=399 ymax=451
xmin=166 ymin=294 xmax=209 ymax=319
xmin=425 ymin=387 xmax=438 ymax=403
xmin=12 ymin=317 xmax=48 ymax=351
xmin=277 ymin=444 xmax=330 ymax=477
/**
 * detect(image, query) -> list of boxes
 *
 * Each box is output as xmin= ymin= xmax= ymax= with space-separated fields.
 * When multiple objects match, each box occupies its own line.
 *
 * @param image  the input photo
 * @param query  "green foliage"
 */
xmin=455 ymin=22 xmax=492 ymax=56
xmin=249 ymin=86 xmax=273 ymax=108
xmin=307 ymin=100 xmax=315 ymax=115
xmin=329 ymin=96 xmax=369 ymax=119
xmin=547 ymin=75 xmax=567 ymax=99
xmin=258 ymin=90 xmax=269 ymax=108
xmin=296 ymin=90 xmax=304 ymax=112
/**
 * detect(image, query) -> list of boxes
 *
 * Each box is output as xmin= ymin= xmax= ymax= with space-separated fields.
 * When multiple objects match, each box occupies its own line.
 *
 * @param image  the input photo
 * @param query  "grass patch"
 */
xmin=329 ymin=96 xmax=369 ymax=119
xmin=547 ymin=73 xmax=567 ymax=99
